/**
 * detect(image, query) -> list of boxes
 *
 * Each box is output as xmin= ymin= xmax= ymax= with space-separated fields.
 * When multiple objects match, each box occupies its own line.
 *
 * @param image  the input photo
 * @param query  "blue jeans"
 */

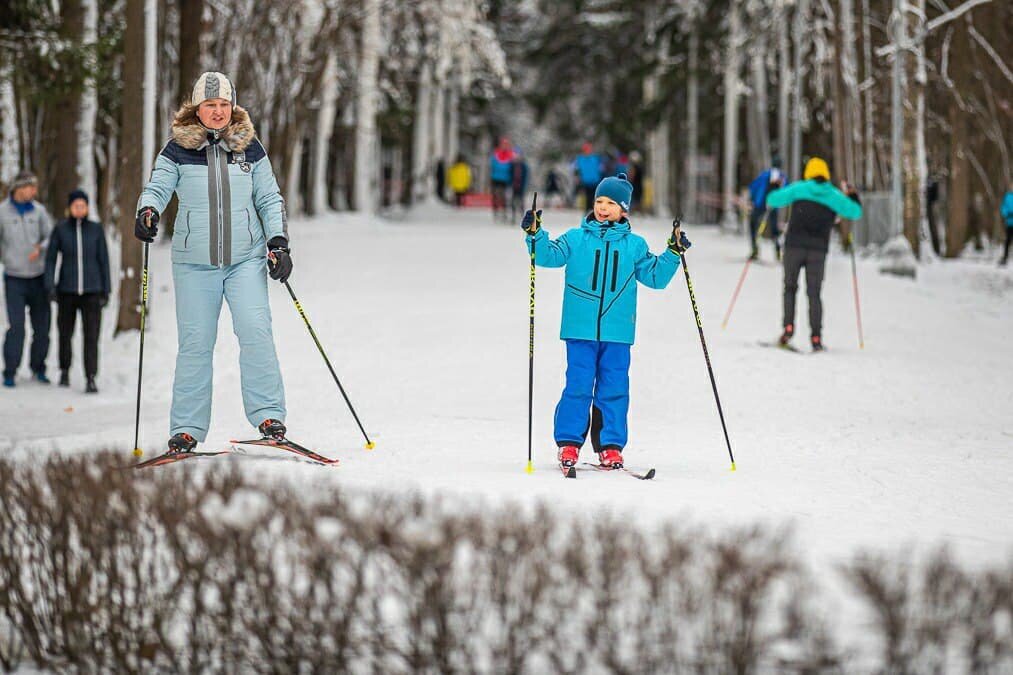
xmin=3 ymin=274 xmax=50 ymax=378
xmin=554 ymin=339 xmax=631 ymax=451
xmin=170 ymin=257 xmax=285 ymax=441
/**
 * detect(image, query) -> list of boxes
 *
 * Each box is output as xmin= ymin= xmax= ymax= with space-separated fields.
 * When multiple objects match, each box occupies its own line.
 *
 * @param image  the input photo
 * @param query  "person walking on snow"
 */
xmin=489 ymin=137 xmax=515 ymax=222
xmin=1000 ymin=182 xmax=1013 ymax=266
xmin=572 ymin=141 xmax=603 ymax=211
xmin=509 ymin=147 xmax=529 ymax=222
xmin=747 ymin=158 xmax=786 ymax=260
xmin=134 ymin=72 xmax=293 ymax=453
xmin=0 ymin=171 xmax=53 ymax=387
xmin=766 ymin=156 xmax=863 ymax=352
xmin=521 ymin=173 xmax=692 ymax=471
xmin=44 ymin=189 xmax=110 ymax=393
xmin=448 ymin=155 xmax=472 ymax=207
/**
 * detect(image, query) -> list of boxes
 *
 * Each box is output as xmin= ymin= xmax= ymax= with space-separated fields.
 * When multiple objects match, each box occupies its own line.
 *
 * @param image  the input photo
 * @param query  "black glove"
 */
xmin=520 ymin=209 xmax=542 ymax=235
xmin=267 ymin=236 xmax=292 ymax=283
xmin=100 ymin=294 xmax=109 ymax=308
xmin=667 ymin=229 xmax=692 ymax=254
xmin=135 ymin=207 xmax=159 ymax=243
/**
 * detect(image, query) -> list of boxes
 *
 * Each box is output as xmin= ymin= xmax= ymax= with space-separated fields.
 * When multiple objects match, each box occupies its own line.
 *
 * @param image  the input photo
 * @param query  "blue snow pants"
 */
xmin=170 ymin=256 xmax=285 ymax=441
xmin=554 ymin=339 xmax=631 ymax=451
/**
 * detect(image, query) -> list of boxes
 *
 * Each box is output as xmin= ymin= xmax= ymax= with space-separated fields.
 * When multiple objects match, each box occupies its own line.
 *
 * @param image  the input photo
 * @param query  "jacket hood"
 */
xmin=171 ymin=104 xmax=256 ymax=152
xmin=581 ymin=212 xmax=631 ymax=241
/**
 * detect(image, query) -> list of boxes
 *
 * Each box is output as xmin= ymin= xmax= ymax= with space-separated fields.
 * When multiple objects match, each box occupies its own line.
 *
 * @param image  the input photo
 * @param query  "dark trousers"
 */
xmin=749 ymin=207 xmax=781 ymax=255
xmin=57 ymin=293 xmax=103 ymax=377
xmin=491 ymin=180 xmax=509 ymax=218
xmin=581 ymin=184 xmax=597 ymax=211
xmin=782 ymin=247 xmax=827 ymax=338
xmin=3 ymin=274 xmax=50 ymax=378
xmin=1003 ymin=227 xmax=1013 ymax=264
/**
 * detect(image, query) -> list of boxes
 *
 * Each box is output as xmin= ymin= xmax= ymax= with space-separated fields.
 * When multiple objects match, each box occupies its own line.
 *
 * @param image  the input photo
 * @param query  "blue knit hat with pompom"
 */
xmin=594 ymin=173 xmax=634 ymax=212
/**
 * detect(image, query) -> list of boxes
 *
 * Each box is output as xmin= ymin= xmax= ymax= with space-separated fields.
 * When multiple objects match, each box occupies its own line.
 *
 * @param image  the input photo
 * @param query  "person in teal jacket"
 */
xmin=521 ymin=173 xmax=691 ymax=470
xmin=1000 ymin=183 xmax=1013 ymax=266
xmin=134 ymin=72 xmax=293 ymax=453
xmin=766 ymin=156 xmax=862 ymax=351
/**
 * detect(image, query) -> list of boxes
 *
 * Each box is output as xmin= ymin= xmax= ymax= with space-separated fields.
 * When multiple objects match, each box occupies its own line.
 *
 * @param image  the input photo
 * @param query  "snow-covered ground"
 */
xmin=2 ymin=203 xmax=1011 ymax=636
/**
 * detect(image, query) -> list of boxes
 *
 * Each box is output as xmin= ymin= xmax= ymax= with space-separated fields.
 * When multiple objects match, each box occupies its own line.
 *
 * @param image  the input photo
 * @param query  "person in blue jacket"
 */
xmin=134 ymin=71 xmax=293 ymax=453
xmin=572 ymin=142 xmax=603 ymax=211
xmin=489 ymin=137 xmax=515 ymax=222
xmin=747 ymin=158 xmax=786 ymax=260
xmin=1000 ymin=182 xmax=1013 ymax=266
xmin=766 ymin=156 xmax=862 ymax=351
xmin=44 ymin=189 xmax=110 ymax=393
xmin=521 ymin=173 xmax=691 ymax=471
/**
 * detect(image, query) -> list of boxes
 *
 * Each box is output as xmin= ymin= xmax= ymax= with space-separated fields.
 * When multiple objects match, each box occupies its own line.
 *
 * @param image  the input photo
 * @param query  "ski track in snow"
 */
xmin=2 ymin=203 xmax=1011 ymax=632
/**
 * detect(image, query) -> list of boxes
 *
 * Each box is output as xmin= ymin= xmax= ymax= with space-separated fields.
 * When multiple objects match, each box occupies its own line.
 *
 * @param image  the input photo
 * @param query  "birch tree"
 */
xmin=722 ymin=0 xmax=742 ymax=227
xmin=354 ymin=0 xmax=381 ymax=213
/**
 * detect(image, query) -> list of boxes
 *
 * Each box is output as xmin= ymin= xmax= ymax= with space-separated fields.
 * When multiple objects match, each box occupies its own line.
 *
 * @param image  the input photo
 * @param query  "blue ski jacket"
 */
xmin=1001 ymin=191 xmax=1013 ymax=227
xmin=138 ymin=105 xmax=287 ymax=267
xmin=526 ymin=214 xmax=681 ymax=344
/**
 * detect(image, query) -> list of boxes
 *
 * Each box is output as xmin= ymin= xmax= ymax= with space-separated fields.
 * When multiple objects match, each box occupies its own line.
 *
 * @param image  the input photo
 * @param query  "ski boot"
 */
xmin=778 ymin=324 xmax=794 ymax=347
xmin=259 ymin=418 xmax=287 ymax=440
xmin=597 ymin=448 xmax=624 ymax=469
xmin=811 ymin=335 xmax=825 ymax=352
xmin=167 ymin=432 xmax=198 ymax=453
xmin=558 ymin=445 xmax=580 ymax=469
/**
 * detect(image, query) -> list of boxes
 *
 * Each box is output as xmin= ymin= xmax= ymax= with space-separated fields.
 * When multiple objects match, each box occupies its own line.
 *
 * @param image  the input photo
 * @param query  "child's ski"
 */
xmin=231 ymin=437 xmax=339 ymax=465
xmin=580 ymin=462 xmax=655 ymax=480
xmin=132 ymin=449 xmax=230 ymax=469
xmin=560 ymin=464 xmax=577 ymax=478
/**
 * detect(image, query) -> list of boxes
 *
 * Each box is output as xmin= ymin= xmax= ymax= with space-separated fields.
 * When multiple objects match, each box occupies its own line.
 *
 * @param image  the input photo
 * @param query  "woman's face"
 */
xmin=197 ymin=98 xmax=233 ymax=130
xmin=69 ymin=199 xmax=88 ymax=219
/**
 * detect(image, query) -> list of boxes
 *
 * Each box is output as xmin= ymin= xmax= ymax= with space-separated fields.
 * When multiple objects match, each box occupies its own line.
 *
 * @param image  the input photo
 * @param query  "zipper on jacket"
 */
xmin=184 ymin=212 xmax=191 ymax=249
xmin=76 ymin=219 xmax=84 ymax=295
xmin=596 ymin=241 xmax=611 ymax=341
xmin=591 ymin=250 xmax=601 ymax=290
xmin=214 ymin=145 xmax=224 ymax=266
xmin=610 ymin=250 xmax=619 ymax=292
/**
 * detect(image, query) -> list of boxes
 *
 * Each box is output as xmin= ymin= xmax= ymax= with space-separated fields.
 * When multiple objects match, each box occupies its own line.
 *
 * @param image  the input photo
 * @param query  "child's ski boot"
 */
xmin=167 ymin=432 xmax=198 ymax=453
xmin=596 ymin=448 xmax=624 ymax=469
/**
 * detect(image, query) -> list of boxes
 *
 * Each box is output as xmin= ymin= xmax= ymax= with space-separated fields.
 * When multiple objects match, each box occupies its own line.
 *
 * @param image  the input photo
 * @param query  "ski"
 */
xmin=579 ymin=462 xmax=656 ymax=480
xmin=757 ymin=340 xmax=804 ymax=354
xmin=560 ymin=464 xmax=577 ymax=478
xmin=231 ymin=437 xmax=339 ymax=465
xmin=132 ymin=449 xmax=230 ymax=469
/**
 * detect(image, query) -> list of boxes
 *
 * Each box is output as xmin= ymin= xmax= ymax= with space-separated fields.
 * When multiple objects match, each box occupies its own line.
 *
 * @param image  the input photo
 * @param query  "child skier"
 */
xmin=521 ymin=173 xmax=691 ymax=471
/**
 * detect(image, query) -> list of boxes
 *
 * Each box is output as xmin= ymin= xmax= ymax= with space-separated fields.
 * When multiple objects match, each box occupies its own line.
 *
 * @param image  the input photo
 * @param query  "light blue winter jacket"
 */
xmin=526 ymin=214 xmax=681 ymax=345
xmin=138 ymin=106 xmax=287 ymax=267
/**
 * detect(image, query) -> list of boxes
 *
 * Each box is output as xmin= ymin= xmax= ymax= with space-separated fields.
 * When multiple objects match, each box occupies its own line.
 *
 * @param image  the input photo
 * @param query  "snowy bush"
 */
xmin=0 ymin=454 xmax=1009 ymax=673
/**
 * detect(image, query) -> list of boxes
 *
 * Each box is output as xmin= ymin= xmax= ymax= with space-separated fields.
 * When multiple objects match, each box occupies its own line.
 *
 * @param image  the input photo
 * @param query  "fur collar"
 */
xmin=171 ymin=104 xmax=256 ymax=152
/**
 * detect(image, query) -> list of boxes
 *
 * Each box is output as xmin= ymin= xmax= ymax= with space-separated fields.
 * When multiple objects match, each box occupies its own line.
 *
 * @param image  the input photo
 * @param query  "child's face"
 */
xmin=594 ymin=197 xmax=625 ymax=223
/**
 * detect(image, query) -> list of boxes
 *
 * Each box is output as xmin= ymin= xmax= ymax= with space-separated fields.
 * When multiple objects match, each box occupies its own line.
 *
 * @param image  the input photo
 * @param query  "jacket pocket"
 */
xmin=172 ymin=211 xmax=191 ymax=251
xmin=611 ymin=250 xmax=619 ymax=292
xmin=591 ymin=250 xmax=601 ymax=290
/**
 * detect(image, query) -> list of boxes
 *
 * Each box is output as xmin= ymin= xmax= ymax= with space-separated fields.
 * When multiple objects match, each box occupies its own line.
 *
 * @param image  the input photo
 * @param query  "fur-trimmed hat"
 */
xmin=191 ymin=72 xmax=237 ymax=107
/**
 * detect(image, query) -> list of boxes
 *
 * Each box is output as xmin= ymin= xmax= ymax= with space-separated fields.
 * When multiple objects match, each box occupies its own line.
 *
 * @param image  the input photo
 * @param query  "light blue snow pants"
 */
xmin=170 ymin=256 xmax=285 ymax=441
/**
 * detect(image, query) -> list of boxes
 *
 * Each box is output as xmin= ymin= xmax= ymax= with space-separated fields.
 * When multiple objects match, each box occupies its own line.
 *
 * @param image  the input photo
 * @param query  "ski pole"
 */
xmin=132 ymin=237 xmax=150 ymax=458
xmin=526 ymin=192 xmax=538 ymax=474
xmin=721 ymin=216 xmax=767 ymax=330
xmin=848 ymin=234 xmax=865 ymax=349
xmin=673 ymin=218 xmax=736 ymax=471
xmin=283 ymin=280 xmax=375 ymax=449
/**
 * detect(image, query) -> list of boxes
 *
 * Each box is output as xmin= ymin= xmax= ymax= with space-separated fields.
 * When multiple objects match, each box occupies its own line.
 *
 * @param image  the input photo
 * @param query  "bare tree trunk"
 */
xmin=115 ymin=0 xmax=147 ymax=335
xmin=685 ymin=29 xmax=699 ymax=222
xmin=902 ymin=0 xmax=926 ymax=258
xmin=178 ymin=0 xmax=206 ymax=98
xmin=430 ymin=82 xmax=446 ymax=201
xmin=840 ymin=0 xmax=861 ymax=185
xmin=945 ymin=25 xmax=970 ymax=258
xmin=310 ymin=51 xmax=338 ymax=214
xmin=354 ymin=0 xmax=381 ymax=213
xmin=446 ymin=85 xmax=460 ymax=170
xmin=78 ymin=0 xmax=98 ymax=204
xmin=0 ymin=62 xmax=18 ymax=183
xmin=48 ymin=0 xmax=85 ymax=215
xmin=790 ymin=0 xmax=808 ymax=184
xmin=832 ymin=12 xmax=847 ymax=186
xmin=411 ymin=62 xmax=433 ymax=204
xmin=776 ymin=0 xmax=790 ymax=167
xmin=721 ymin=0 xmax=741 ymax=227
xmin=861 ymin=0 xmax=875 ymax=188
xmin=749 ymin=50 xmax=770 ymax=175
xmin=645 ymin=7 xmax=671 ymax=219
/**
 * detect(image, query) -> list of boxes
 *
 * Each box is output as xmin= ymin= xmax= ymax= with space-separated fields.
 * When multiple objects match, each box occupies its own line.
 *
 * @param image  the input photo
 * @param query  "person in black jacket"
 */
xmin=44 ymin=190 xmax=110 ymax=392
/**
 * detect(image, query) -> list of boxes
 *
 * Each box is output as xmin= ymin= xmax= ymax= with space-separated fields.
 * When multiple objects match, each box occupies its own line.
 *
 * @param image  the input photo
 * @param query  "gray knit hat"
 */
xmin=191 ymin=72 xmax=236 ymax=106
xmin=10 ymin=170 xmax=38 ymax=191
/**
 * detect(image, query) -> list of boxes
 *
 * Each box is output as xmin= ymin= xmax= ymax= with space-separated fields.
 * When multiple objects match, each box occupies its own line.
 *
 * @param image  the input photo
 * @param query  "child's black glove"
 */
xmin=667 ymin=228 xmax=692 ymax=254
xmin=521 ymin=209 xmax=542 ymax=235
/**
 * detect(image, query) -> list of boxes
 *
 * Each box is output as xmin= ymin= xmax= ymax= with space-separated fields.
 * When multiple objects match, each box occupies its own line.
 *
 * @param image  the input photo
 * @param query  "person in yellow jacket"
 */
xmin=448 ymin=155 xmax=472 ymax=207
